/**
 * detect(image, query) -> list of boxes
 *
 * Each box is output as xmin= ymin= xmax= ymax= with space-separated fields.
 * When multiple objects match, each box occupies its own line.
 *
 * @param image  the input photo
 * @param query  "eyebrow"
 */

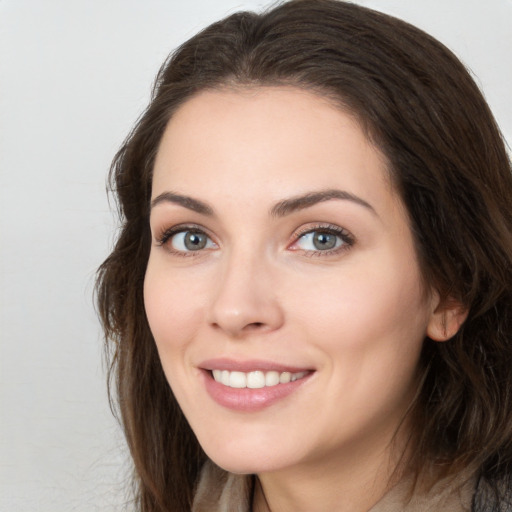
xmin=150 ymin=188 xmax=376 ymax=217
xmin=270 ymin=189 xmax=376 ymax=217
xmin=150 ymin=191 xmax=214 ymax=216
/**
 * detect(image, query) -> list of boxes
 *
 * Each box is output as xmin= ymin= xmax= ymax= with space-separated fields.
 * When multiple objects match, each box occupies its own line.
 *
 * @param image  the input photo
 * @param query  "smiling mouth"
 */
xmin=211 ymin=369 xmax=310 ymax=389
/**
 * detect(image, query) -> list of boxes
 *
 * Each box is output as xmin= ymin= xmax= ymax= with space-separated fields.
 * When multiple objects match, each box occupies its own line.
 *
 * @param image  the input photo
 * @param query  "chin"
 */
xmin=208 ymin=454 xmax=286 ymax=476
xmin=199 ymin=434 xmax=302 ymax=476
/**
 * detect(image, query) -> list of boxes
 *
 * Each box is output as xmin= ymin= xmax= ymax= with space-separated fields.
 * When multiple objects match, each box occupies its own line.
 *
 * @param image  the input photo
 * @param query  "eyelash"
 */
xmin=155 ymin=223 xmax=355 ymax=257
xmin=291 ymin=224 xmax=355 ymax=256
xmin=155 ymin=224 xmax=214 ymax=257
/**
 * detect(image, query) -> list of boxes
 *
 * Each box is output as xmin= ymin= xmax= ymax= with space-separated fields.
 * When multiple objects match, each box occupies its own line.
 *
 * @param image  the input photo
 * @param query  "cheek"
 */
xmin=289 ymin=259 xmax=428 ymax=427
xmin=288 ymin=252 xmax=430 ymax=356
xmin=143 ymin=256 xmax=204 ymax=354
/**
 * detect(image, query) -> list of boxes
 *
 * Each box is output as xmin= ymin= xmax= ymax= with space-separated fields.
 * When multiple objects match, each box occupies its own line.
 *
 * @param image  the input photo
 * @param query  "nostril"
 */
xmin=245 ymin=322 xmax=265 ymax=330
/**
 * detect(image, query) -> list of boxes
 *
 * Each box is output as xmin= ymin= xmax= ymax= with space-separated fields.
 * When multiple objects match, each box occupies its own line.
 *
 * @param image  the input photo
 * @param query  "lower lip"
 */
xmin=202 ymin=370 xmax=313 ymax=412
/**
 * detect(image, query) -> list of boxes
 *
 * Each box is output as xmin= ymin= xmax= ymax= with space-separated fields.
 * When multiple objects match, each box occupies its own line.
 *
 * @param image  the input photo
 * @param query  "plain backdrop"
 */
xmin=0 ymin=1 xmax=510 ymax=510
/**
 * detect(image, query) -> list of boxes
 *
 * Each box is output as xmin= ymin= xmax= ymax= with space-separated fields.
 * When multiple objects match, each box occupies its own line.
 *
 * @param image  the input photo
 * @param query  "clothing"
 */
xmin=192 ymin=460 xmax=475 ymax=512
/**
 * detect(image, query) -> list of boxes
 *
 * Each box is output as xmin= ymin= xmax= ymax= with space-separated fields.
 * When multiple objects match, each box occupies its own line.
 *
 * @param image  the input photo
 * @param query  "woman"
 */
xmin=96 ymin=0 xmax=512 ymax=510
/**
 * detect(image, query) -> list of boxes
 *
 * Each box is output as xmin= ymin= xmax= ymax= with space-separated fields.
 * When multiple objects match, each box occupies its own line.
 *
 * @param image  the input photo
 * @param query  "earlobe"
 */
xmin=426 ymin=298 xmax=468 ymax=342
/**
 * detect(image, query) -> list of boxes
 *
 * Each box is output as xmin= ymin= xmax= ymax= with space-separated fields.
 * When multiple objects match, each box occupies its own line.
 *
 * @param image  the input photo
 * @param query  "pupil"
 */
xmin=185 ymin=232 xmax=206 ymax=250
xmin=313 ymin=232 xmax=336 ymax=250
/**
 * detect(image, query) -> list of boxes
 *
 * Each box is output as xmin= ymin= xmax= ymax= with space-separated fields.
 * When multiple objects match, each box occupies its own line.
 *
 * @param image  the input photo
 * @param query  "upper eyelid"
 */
xmin=290 ymin=224 xmax=355 ymax=247
xmin=153 ymin=221 xmax=354 ymax=248
xmin=154 ymin=223 xmax=214 ymax=243
xmin=292 ymin=223 xmax=354 ymax=240
xmin=155 ymin=226 xmax=218 ymax=257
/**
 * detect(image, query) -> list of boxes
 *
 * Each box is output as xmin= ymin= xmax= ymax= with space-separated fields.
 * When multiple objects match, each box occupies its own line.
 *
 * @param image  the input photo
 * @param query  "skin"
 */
xmin=144 ymin=87 xmax=461 ymax=512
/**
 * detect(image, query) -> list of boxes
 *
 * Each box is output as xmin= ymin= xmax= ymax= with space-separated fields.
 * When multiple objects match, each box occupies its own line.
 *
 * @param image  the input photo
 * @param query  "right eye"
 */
xmin=159 ymin=228 xmax=217 ymax=254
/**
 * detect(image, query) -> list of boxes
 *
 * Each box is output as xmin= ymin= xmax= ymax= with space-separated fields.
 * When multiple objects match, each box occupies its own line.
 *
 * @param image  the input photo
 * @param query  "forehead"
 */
xmin=151 ymin=86 xmax=397 ymax=214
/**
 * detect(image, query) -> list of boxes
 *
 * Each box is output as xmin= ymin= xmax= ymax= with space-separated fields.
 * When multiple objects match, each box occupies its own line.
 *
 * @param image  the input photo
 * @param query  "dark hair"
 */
xmin=96 ymin=0 xmax=512 ymax=510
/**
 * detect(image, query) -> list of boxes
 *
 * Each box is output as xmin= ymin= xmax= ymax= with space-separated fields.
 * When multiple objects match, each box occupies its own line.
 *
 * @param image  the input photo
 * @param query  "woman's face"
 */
xmin=144 ymin=87 xmax=439 ymax=476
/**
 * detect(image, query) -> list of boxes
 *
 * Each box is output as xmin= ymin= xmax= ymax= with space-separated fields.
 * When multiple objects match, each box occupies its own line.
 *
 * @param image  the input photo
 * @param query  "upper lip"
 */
xmin=199 ymin=358 xmax=314 ymax=373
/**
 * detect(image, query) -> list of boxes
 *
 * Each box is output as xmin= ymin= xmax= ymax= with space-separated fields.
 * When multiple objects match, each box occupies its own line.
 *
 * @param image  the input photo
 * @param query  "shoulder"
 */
xmin=370 ymin=469 xmax=477 ymax=512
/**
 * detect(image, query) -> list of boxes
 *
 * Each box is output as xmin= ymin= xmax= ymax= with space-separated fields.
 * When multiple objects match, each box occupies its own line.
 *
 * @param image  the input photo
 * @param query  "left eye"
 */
xmin=294 ymin=230 xmax=345 ymax=251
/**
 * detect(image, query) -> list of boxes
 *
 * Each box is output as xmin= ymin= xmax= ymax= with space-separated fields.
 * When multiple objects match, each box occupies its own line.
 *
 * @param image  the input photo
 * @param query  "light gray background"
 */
xmin=1 ymin=1 xmax=510 ymax=510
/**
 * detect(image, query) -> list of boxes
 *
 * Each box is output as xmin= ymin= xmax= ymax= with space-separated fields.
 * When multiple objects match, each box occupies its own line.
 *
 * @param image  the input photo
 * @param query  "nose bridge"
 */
xmin=208 ymin=242 xmax=284 ymax=336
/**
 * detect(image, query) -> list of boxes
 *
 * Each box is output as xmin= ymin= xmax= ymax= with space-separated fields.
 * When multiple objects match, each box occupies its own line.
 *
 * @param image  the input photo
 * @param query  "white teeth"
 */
xmin=247 ymin=371 xmax=265 ymax=389
xmin=212 ymin=369 xmax=308 ymax=388
xmin=279 ymin=372 xmax=291 ymax=384
xmin=265 ymin=371 xmax=280 ymax=387
xmin=229 ymin=371 xmax=247 ymax=388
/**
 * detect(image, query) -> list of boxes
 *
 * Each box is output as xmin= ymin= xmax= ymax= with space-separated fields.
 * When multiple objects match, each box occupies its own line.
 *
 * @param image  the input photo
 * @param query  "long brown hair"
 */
xmin=96 ymin=1 xmax=512 ymax=509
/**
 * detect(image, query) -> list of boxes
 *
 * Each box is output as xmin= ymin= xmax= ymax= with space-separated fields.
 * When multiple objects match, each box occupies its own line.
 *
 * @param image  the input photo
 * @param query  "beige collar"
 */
xmin=192 ymin=460 xmax=475 ymax=512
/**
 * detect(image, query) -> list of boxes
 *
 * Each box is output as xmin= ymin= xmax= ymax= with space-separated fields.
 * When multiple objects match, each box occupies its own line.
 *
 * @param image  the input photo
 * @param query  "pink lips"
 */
xmin=199 ymin=358 xmax=314 ymax=412
xmin=200 ymin=358 xmax=311 ymax=373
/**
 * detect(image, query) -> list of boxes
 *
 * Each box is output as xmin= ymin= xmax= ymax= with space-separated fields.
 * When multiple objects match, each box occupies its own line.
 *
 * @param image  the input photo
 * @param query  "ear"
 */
xmin=426 ymin=296 xmax=468 ymax=342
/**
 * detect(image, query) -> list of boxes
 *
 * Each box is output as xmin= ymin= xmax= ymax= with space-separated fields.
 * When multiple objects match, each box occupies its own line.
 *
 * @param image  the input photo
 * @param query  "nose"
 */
xmin=207 ymin=250 xmax=285 ymax=338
